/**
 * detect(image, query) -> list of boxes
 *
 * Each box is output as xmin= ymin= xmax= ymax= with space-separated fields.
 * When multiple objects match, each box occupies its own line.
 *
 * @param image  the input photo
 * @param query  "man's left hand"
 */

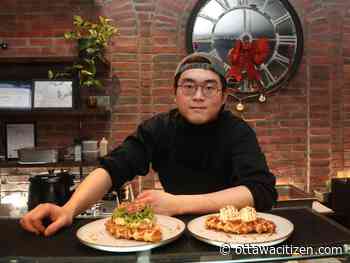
xmin=135 ymin=190 xmax=181 ymax=216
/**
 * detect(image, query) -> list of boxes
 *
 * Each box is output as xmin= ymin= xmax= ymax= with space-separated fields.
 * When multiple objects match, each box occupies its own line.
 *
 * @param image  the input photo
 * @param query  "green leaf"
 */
xmin=86 ymin=48 xmax=95 ymax=54
xmin=48 ymin=70 xmax=54 ymax=79
xmin=73 ymin=15 xmax=83 ymax=27
xmin=81 ymin=70 xmax=93 ymax=76
xmin=88 ymin=29 xmax=97 ymax=38
xmin=111 ymin=205 xmax=154 ymax=224
xmin=64 ymin=32 xmax=73 ymax=40
xmin=73 ymin=64 xmax=84 ymax=70
xmin=78 ymin=38 xmax=93 ymax=50
xmin=94 ymin=80 xmax=102 ymax=88
xmin=83 ymin=58 xmax=94 ymax=65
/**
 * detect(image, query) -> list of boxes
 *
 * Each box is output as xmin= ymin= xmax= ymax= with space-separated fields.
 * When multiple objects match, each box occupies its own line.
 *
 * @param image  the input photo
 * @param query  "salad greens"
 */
xmin=112 ymin=205 xmax=154 ymax=224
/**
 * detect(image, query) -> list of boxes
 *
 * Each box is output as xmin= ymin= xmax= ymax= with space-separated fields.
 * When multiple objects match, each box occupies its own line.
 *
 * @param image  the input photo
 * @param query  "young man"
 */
xmin=20 ymin=52 xmax=277 ymax=236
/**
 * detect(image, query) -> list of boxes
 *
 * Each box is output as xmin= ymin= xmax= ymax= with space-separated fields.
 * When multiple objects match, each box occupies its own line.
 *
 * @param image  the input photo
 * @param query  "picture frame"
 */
xmin=33 ymin=80 xmax=74 ymax=109
xmin=0 ymin=81 xmax=32 ymax=110
xmin=5 ymin=122 xmax=36 ymax=160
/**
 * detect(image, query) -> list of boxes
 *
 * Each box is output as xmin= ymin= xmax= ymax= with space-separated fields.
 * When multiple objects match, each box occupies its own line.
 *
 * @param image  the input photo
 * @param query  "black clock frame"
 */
xmin=185 ymin=0 xmax=304 ymax=101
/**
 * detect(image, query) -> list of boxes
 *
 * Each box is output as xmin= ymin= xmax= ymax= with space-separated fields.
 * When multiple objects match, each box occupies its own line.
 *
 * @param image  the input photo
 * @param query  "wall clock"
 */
xmin=186 ymin=0 xmax=303 ymax=111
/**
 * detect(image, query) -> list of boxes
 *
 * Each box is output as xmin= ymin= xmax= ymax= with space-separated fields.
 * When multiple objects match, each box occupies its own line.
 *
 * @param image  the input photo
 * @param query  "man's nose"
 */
xmin=192 ymin=87 xmax=205 ymax=100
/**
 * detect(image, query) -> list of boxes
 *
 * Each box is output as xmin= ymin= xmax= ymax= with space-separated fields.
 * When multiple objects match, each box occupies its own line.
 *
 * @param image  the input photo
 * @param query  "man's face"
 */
xmin=175 ymin=68 xmax=227 ymax=125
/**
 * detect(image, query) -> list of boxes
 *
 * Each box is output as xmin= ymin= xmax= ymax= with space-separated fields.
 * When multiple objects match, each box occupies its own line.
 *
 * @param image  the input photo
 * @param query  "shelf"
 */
xmin=0 ymin=56 xmax=77 ymax=64
xmin=0 ymin=109 xmax=111 ymax=117
xmin=0 ymin=160 xmax=100 ymax=168
xmin=0 ymin=54 xmax=110 ymax=81
xmin=0 ymin=56 xmax=110 ymax=66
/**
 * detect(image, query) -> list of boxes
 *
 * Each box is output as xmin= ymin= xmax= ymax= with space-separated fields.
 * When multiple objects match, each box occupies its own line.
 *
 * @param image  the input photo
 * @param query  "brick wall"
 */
xmin=1 ymin=0 xmax=349 ymax=192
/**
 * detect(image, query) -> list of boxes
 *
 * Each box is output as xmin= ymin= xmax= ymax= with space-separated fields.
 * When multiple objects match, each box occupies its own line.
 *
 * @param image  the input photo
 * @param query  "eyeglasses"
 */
xmin=178 ymin=81 xmax=222 ymax=98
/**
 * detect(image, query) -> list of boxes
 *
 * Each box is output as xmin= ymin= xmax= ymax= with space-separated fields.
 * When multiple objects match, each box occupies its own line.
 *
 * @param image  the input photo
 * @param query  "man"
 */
xmin=20 ymin=52 xmax=277 ymax=236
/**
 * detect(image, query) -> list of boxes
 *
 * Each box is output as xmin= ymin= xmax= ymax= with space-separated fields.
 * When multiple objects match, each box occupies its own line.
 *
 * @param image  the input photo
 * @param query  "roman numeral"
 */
xmin=272 ymin=13 xmax=291 ymax=26
xmin=278 ymin=35 xmax=297 ymax=46
xmin=261 ymin=0 xmax=270 ymax=13
xmin=195 ymin=36 xmax=212 ymax=42
xmin=237 ymin=0 xmax=249 ymax=6
xmin=261 ymin=64 xmax=276 ymax=86
xmin=214 ymin=0 xmax=231 ymax=11
xmin=198 ymin=13 xmax=218 ymax=24
xmin=273 ymin=52 xmax=290 ymax=65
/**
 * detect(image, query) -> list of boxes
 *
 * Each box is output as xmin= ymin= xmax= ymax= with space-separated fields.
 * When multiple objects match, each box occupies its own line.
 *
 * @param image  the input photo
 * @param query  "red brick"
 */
xmin=111 ymin=123 xmax=137 ymax=131
xmin=135 ymin=4 xmax=155 ymax=12
xmin=114 ymin=71 xmax=139 ymax=78
xmin=152 ymin=88 xmax=173 ymax=96
xmin=154 ymin=104 xmax=174 ymax=112
xmin=119 ymin=80 xmax=139 ymax=88
xmin=113 ymin=44 xmax=138 ymax=53
xmin=152 ymin=46 xmax=178 ymax=53
xmin=115 ymin=105 xmax=139 ymax=113
xmin=112 ymin=62 xmax=139 ymax=71
xmin=141 ymin=96 xmax=152 ymax=104
xmin=140 ymin=104 xmax=153 ymax=113
xmin=153 ymin=96 xmax=174 ymax=104
xmin=141 ymin=63 xmax=152 ymax=71
xmin=113 ymin=114 xmax=139 ymax=123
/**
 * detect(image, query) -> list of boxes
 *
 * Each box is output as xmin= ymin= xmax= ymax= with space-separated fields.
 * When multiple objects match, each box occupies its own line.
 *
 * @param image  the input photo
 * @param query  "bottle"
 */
xmin=99 ymin=137 xmax=108 ymax=157
xmin=74 ymin=139 xmax=82 ymax=162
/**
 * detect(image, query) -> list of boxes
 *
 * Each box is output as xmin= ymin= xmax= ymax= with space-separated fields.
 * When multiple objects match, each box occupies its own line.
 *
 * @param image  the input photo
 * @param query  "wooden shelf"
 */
xmin=0 ymin=109 xmax=111 ymax=117
xmin=0 ymin=160 xmax=99 ymax=168
xmin=0 ymin=56 xmax=77 ymax=64
xmin=0 ymin=56 xmax=110 ymax=66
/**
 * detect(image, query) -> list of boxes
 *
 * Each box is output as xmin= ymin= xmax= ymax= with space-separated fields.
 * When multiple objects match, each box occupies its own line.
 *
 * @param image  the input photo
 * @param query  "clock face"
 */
xmin=186 ymin=0 xmax=303 ymax=99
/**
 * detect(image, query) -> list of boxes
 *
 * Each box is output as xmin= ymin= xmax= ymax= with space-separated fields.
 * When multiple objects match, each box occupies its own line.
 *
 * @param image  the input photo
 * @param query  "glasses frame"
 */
xmin=178 ymin=82 xmax=222 ymax=98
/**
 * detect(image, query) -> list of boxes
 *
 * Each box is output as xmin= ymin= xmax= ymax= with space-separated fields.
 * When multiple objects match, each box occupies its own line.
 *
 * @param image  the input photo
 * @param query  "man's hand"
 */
xmin=20 ymin=203 xmax=74 ymax=236
xmin=136 ymin=186 xmax=255 ymax=216
xmin=136 ymin=190 xmax=181 ymax=216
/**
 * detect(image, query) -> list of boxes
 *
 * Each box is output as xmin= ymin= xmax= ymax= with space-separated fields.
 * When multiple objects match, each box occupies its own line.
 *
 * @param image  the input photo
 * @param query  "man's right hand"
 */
xmin=20 ymin=168 xmax=113 ymax=237
xmin=20 ymin=203 xmax=74 ymax=236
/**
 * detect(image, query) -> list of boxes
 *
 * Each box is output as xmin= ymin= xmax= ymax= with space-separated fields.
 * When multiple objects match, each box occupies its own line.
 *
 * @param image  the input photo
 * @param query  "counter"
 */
xmin=0 ymin=207 xmax=350 ymax=263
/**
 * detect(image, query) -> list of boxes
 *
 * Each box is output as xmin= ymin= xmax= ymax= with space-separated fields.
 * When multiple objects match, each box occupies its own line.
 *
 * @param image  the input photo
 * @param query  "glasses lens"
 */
xmin=179 ymin=82 xmax=220 ymax=98
xmin=202 ymin=85 xmax=217 ymax=97
xmin=181 ymin=83 xmax=195 ymax=96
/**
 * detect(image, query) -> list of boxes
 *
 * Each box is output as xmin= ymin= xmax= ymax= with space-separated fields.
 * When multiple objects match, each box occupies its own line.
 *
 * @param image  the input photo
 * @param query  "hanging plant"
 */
xmin=49 ymin=15 xmax=118 ymax=89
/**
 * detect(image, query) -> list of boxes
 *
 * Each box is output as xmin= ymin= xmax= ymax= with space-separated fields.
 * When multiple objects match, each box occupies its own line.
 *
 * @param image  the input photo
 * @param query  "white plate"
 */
xmin=187 ymin=212 xmax=294 ymax=247
xmin=76 ymin=215 xmax=185 ymax=252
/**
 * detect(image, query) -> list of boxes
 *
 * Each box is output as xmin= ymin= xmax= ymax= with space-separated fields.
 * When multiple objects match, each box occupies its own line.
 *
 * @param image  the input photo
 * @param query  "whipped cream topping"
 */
xmin=218 ymin=205 xmax=258 ymax=222
xmin=239 ymin=206 xmax=257 ymax=222
xmin=219 ymin=205 xmax=240 ymax=222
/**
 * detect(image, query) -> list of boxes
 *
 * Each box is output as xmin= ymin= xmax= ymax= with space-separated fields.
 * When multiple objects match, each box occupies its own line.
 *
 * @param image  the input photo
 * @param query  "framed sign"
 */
xmin=33 ymin=80 xmax=74 ymax=109
xmin=0 ymin=81 xmax=32 ymax=110
xmin=5 ymin=122 xmax=36 ymax=159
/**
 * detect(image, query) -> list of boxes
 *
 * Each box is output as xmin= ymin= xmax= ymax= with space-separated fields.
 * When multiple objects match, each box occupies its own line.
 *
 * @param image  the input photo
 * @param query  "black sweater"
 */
xmin=100 ymin=109 xmax=277 ymax=211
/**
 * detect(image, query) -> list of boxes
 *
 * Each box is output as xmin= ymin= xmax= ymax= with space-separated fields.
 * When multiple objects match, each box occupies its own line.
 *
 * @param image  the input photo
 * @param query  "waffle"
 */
xmin=105 ymin=201 xmax=162 ymax=243
xmin=205 ymin=215 xmax=276 ymax=235
xmin=105 ymin=218 xmax=162 ymax=242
